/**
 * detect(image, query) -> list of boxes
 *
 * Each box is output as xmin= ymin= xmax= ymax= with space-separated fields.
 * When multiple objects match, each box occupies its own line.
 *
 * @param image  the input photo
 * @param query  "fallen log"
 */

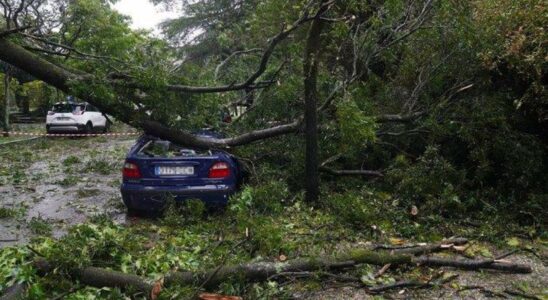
xmin=1 ymin=238 xmax=532 ymax=299
xmin=164 ymin=238 xmax=531 ymax=287
xmin=414 ymin=256 xmax=532 ymax=273
xmin=32 ymin=259 xmax=155 ymax=297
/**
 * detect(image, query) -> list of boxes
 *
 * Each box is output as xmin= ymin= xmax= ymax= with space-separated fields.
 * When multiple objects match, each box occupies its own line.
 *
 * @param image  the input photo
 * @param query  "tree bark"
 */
xmin=303 ymin=2 xmax=328 ymax=203
xmin=319 ymin=166 xmax=384 ymax=177
xmin=3 ymin=73 xmax=10 ymax=137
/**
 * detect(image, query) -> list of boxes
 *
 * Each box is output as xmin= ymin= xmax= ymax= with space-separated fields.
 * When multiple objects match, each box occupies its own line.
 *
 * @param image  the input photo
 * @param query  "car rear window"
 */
xmin=52 ymin=104 xmax=84 ymax=113
xmin=138 ymin=140 xmax=213 ymax=158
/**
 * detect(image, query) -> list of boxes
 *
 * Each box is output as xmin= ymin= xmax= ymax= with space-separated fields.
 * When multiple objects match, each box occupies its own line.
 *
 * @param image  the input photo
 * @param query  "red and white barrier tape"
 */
xmin=1 ymin=131 xmax=140 ymax=137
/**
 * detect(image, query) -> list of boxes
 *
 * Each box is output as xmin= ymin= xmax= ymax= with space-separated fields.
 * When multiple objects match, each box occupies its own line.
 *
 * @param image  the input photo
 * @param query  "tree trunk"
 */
xmin=303 ymin=3 xmax=327 ymax=203
xmin=3 ymin=73 xmax=10 ymax=137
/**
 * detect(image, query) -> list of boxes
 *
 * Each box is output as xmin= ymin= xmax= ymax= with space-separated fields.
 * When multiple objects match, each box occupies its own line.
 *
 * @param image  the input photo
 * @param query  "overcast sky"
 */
xmin=112 ymin=0 xmax=179 ymax=31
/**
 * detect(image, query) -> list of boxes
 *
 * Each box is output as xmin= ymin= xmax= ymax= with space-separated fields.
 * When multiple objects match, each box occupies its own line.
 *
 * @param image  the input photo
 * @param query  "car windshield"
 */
xmin=138 ymin=139 xmax=213 ymax=158
xmin=52 ymin=103 xmax=83 ymax=113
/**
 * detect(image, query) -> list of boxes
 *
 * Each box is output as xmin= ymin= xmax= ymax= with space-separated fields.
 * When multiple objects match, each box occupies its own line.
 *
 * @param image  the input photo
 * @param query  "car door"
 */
xmin=87 ymin=104 xmax=105 ymax=127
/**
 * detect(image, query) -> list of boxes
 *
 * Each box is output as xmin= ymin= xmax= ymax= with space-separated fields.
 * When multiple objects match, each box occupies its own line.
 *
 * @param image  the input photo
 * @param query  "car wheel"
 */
xmin=85 ymin=122 xmax=93 ymax=134
xmin=103 ymin=121 xmax=110 ymax=133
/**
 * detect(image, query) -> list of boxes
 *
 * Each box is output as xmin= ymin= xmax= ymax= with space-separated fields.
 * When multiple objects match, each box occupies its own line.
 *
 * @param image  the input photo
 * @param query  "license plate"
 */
xmin=57 ymin=117 xmax=70 ymax=120
xmin=155 ymin=165 xmax=194 ymax=176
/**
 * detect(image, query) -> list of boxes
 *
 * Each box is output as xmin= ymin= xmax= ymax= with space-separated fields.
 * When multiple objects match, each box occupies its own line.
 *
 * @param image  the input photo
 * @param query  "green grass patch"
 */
xmin=28 ymin=216 xmax=52 ymax=236
xmin=0 ymin=207 xmax=17 ymax=219
xmin=62 ymin=155 xmax=81 ymax=166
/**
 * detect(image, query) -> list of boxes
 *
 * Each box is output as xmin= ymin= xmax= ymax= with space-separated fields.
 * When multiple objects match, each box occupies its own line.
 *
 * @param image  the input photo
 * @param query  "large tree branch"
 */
xmin=376 ymin=111 xmax=425 ymax=123
xmin=141 ymin=119 xmax=302 ymax=149
xmin=319 ymin=166 xmax=384 ymax=177
xmin=0 ymin=25 xmax=31 ymax=38
xmin=0 ymin=37 xmax=302 ymax=149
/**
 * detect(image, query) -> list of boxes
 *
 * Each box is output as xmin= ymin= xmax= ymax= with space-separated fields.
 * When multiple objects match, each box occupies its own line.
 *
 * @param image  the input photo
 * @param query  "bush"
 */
xmin=229 ymin=180 xmax=289 ymax=216
xmin=387 ymin=146 xmax=467 ymax=216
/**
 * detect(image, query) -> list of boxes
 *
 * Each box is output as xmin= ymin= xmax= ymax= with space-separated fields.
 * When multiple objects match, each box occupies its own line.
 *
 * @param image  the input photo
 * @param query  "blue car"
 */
xmin=120 ymin=134 xmax=242 ymax=213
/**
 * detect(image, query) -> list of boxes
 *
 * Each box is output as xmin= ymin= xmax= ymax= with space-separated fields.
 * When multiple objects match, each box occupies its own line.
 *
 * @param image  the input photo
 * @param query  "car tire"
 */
xmin=85 ymin=122 xmax=93 ymax=134
xmin=103 ymin=121 xmax=110 ymax=133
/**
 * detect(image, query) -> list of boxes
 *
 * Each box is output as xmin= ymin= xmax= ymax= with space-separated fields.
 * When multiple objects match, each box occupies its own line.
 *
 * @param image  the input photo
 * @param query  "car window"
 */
xmin=52 ymin=104 xmax=73 ymax=113
xmin=52 ymin=104 xmax=84 ymax=113
xmin=138 ymin=140 xmax=213 ymax=158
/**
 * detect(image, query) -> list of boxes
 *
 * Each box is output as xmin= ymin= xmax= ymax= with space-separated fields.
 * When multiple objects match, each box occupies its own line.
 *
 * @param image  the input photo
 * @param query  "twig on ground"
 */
xmin=367 ymin=274 xmax=459 ymax=294
xmin=457 ymin=285 xmax=508 ymax=298
xmin=504 ymin=289 xmax=541 ymax=300
xmin=26 ymin=245 xmax=44 ymax=257
xmin=495 ymin=250 xmax=519 ymax=260
xmin=374 ymin=264 xmax=391 ymax=278
xmin=0 ymin=239 xmax=19 ymax=242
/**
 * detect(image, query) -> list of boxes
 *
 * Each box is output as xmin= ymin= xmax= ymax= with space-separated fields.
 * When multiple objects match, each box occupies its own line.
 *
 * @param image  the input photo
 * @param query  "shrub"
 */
xmin=387 ymin=146 xmax=466 ymax=216
xmin=229 ymin=180 xmax=289 ymax=216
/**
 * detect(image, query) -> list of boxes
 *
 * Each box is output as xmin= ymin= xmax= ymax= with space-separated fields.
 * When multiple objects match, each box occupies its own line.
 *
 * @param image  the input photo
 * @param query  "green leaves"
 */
xmin=335 ymin=98 xmax=377 ymax=150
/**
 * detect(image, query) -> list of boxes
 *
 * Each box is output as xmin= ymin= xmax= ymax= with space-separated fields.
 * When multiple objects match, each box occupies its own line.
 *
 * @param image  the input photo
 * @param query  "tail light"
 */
xmin=208 ymin=162 xmax=230 ymax=178
xmin=123 ymin=162 xmax=141 ymax=179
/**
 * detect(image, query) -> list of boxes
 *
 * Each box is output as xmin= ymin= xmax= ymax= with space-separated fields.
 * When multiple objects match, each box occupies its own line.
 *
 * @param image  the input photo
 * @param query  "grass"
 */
xmin=28 ymin=216 xmax=52 ymax=236
xmin=56 ymin=175 xmax=79 ymax=187
xmin=76 ymin=188 xmax=101 ymax=198
xmin=84 ymin=159 xmax=117 ymax=175
xmin=0 ymin=136 xmax=36 ymax=145
xmin=0 ymin=207 xmax=17 ymax=219
xmin=62 ymin=155 xmax=81 ymax=166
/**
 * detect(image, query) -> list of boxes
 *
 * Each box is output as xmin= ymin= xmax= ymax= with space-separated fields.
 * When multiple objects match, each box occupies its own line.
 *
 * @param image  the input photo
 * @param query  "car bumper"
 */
xmin=120 ymin=183 xmax=235 ymax=211
xmin=46 ymin=123 xmax=85 ymax=132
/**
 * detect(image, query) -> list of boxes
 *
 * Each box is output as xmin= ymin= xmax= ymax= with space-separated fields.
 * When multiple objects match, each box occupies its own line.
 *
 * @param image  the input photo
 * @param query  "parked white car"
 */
xmin=46 ymin=102 xmax=109 ymax=134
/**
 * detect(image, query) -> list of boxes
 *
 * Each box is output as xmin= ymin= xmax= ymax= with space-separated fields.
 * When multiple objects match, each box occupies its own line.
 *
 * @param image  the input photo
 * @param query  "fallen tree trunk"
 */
xmin=414 ymin=256 xmax=532 ymax=273
xmin=3 ymin=238 xmax=532 ymax=299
